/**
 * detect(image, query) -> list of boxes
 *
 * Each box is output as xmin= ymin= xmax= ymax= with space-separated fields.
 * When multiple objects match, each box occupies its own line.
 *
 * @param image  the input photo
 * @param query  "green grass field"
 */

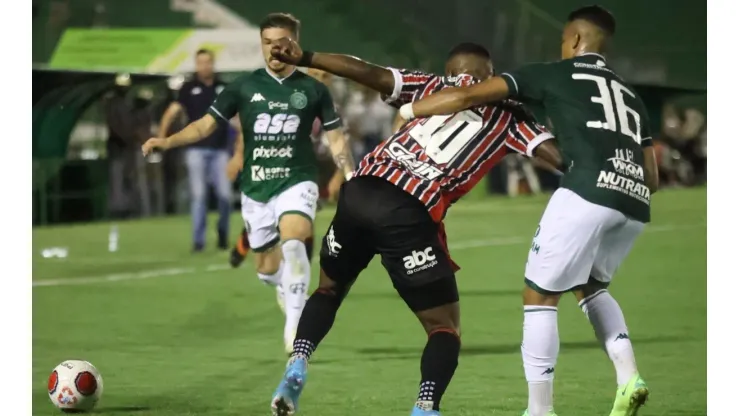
xmin=32 ymin=188 xmax=707 ymax=416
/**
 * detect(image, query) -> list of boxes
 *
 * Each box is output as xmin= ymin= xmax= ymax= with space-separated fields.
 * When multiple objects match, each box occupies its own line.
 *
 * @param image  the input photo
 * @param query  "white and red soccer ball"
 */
xmin=47 ymin=360 xmax=104 ymax=412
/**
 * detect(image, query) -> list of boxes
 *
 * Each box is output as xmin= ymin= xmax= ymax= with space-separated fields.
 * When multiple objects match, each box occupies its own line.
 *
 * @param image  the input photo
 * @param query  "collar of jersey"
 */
xmin=576 ymin=52 xmax=607 ymax=61
xmin=264 ymin=67 xmax=297 ymax=84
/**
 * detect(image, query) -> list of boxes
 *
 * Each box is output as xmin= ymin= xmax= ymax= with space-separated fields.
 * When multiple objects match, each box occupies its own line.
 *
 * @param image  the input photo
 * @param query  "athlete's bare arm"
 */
xmin=325 ymin=129 xmax=355 ymax=179
xmin=532 ymin=141 xmax=563 ymax=175
xmin=402 ymin=77 xmax=511 ymax=119
xmin=270 ymin=38 xmax=395 ymax=96
xmin=157 ymin=102 xmax=184 ymax=138
xmin=642 ymin=146 xmax=659 ymax=193
xmin=227 ymin=127 xmax=244 ymax=181
xmin=142 ymin=113 xmax=218 ymax=156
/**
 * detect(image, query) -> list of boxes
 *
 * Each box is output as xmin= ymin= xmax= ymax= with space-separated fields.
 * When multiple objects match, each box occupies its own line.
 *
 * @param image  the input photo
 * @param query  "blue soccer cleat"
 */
xmin=411 ymin=402 xmax=441 ymax=416
xmin=271 ymin=357 xmax=308 ymax=416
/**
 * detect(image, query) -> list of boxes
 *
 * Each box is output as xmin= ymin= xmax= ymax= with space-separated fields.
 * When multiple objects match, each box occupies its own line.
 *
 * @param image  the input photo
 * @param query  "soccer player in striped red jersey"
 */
xmin=268 ymin=39 xmax=562 ymax=416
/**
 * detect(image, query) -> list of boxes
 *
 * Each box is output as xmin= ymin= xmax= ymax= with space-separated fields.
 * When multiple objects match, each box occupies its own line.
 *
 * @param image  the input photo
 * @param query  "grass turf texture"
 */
xmin=32 ymin=188 xmax=706 ymax=415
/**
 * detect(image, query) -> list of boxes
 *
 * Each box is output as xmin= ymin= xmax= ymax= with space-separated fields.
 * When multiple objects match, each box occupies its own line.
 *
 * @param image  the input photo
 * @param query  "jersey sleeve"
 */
xmin=316 ymin=82 xmax=342 ymax=131
xmin=208 ymin=80 xmax=241 ymax=123
xmin=503 ymin=102 xmax=555 ymax=157
xmin=501 ymin=62 xmax=551 ymax=103
xmin=383 ymin=68 xmax=436 ymax=108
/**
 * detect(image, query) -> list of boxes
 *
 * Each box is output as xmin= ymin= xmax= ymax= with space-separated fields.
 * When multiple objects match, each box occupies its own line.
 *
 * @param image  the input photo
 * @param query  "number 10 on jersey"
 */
xmin=407 ymin=110 xmax=484 ymax=164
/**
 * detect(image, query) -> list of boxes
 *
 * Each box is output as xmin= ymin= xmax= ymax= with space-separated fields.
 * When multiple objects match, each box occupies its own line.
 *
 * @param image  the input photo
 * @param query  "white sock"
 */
xmin=580 ymin=290 xmax=638 ymax=387
xmin=257 ymin=261 xmax=283 ymax=286
xmin=522 ymin=306 xmax=559 ymax=416
xmin=281 ymin=239 xmax=311 ymax=343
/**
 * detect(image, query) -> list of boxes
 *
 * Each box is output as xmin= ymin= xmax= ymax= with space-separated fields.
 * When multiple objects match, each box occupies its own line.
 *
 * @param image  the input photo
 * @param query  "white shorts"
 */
xmin=240 ymin=181 xmax=319 ymax=252
xmin=525 ymin=188 xmax=645 ymax=293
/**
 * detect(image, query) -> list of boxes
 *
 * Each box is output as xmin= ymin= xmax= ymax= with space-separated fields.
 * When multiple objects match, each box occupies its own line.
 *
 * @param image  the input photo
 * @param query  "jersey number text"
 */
xmin=572 ymin=74 xmax=642 ymax=144
xmin=407 ymin=110 xmax=483 ymax=164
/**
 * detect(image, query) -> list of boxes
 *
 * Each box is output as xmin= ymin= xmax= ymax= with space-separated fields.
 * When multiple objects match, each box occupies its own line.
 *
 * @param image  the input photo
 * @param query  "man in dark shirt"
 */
xmin=158 ymin=49 xmax=234 ymax=251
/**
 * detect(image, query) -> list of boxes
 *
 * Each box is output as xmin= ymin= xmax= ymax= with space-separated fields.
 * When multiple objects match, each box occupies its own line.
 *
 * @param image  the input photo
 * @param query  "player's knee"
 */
xmin=254 ymin=251 xmax=281 ymax=275
xmin=427 ymin=325 xmax=461 ymax=339
xmin=279 ymin=214 xmax=312 ymax=241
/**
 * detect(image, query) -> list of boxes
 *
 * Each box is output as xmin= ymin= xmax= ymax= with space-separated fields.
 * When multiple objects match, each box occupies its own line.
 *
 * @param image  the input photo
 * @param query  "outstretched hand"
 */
xmin=141 ymin=138 xmax=169 ymax=156
xmin=270 ymin=38 xmax=304 ymax=65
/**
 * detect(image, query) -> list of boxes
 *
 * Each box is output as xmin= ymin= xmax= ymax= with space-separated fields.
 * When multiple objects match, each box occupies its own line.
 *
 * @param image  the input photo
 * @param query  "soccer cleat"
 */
xmin=228 ymin=228 xmax=250 ymax=268
xmin=522 ymin=410 xmax=558 ymax=416
xmin=271 ymin=357 xmax=308 ymax=416
xmin=411 ymin=406 xmax=441 ymax=415
xmin=609 ymin=374 xmax=649 ymax=416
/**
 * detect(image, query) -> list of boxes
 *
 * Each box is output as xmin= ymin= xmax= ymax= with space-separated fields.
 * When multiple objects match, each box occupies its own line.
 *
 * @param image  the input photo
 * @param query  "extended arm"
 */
xmin=270 ymin=38 xmax=395 ymax=96
xmin=400 ymin=77 xmax=511 ymax=119
xmin=157 ymin=102 xmax=184 ymax=138
xmin=142 ymin=114 xmax=218 ymax=155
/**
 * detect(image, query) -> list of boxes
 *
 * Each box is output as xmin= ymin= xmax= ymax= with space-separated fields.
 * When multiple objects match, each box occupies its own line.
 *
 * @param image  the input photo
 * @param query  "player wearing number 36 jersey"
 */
xmin=267 ymin=39 xmax=563 ymax=416
xmin=403 ymin=6 xmax=659 ymax=416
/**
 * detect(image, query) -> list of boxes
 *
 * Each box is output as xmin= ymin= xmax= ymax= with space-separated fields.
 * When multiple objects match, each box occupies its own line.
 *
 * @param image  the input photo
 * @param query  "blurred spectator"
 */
xmin=103 ymin=74 xmax=152 ymax=218
xmin=157 ymin=49 xmax=231 ymax=252
xmin=343 ymin=84 xmax=395 ymax=161
xmin=656 ymin=101 xmax=707 ymax=186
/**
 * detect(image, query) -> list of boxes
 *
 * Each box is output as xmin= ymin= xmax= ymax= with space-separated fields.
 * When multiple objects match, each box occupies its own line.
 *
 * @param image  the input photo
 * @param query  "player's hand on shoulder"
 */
xmin=270 ymin=38 xmax=303 ymax=65
xmin=141 ymin=138 xmax=169 ymax=156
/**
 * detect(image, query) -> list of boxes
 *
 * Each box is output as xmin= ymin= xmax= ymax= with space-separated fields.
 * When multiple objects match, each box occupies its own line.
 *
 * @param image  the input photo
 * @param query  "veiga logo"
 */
xmin=253 ymin=113 xmax=300 ymax=135
xmin=252 ymin=146 xmax=293 ymax=160
xmin=251 ymin=166 xmax=291 ymax=181
xmin=403 ymin=247 xmax=438 ymax=275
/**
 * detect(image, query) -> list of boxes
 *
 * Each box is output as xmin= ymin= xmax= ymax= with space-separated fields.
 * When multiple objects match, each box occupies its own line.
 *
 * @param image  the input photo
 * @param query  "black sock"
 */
xmin=416 ymin=331 xmax=461 ymax=411
xmin=304 ymin=236 xmax=315 ymax=263
xmin=291 ymin=290 xmax=342 ymax=361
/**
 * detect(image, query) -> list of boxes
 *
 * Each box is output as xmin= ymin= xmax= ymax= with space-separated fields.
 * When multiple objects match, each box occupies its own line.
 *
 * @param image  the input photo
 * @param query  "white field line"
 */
xmin=32 ymin=223 xmax=703 ymax=288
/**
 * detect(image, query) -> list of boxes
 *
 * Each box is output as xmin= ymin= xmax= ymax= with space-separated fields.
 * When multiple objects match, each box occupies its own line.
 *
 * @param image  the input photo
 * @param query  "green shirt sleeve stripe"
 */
xmin=208 ymin=106 xmax=228 ymax=122
xmin=501 ymin=73 xmax=519 ymax=96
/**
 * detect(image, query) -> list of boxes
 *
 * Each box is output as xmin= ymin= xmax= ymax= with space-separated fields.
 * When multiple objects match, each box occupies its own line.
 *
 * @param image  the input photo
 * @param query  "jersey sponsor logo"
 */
xmin=251 ymin=165 xmax=291 ymax=181
xmin=597 ymin=171 xmax=650 ymax=205
xmin=290 ymin=91 xmax=308 ymax=109
xmin=269 ymin=101 xmax=289 ymax=110
xmin=607 ymin=149 xmax=644 ymax=181
xmin=251 ymin=93 xmax=266 ymax=102
xmin=252 ymin=145 xmax=294 ymax=160
xmin=326 ymin=226 xmax=342 ymax=256
xmin=253 ymin=113 xmax=301 ymax=141
xmin=403 ymin=247 xmax=438 ymax=275
xmin=384 ymin=142 xmax=444 ymax=180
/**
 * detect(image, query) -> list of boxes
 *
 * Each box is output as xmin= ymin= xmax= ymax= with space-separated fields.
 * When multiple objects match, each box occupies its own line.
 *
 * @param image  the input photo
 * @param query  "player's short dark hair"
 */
xmin=447 ymin=42 xmax=491 ymax=60
xmin=260 ymin=13 xmax=301 ymax=38
xmin=195 ymin=49 xmax=214 ymax=59
xmin=568 ymin=5 xmax=616 ymax=36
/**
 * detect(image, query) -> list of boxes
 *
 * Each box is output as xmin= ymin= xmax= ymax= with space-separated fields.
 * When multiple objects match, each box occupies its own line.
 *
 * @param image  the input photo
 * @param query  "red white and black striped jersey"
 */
xmin=353 ymin=68 xmax=554 ymax=222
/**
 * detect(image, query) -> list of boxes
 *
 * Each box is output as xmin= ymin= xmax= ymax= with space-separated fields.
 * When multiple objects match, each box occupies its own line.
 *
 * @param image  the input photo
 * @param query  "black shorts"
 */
xmin=319 ymin=176 xmax=459 ymax=312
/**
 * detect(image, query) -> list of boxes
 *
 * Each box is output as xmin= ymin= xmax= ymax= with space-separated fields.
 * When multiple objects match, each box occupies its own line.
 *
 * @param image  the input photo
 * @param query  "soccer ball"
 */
xmin=47 ymin=360 xmax=104 ymax=412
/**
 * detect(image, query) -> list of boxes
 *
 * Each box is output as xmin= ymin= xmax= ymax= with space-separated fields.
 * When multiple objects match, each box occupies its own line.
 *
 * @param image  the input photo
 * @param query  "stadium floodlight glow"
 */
xmin=167 ymin=74 xmax=186 ymax=90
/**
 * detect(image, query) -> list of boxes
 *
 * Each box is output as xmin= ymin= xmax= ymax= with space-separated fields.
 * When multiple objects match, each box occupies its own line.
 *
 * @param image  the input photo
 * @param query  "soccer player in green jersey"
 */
xmin=397 ymin=6 xmax=659 ymax=416
xmin=142 ymin=13 xmax=354 ymax=355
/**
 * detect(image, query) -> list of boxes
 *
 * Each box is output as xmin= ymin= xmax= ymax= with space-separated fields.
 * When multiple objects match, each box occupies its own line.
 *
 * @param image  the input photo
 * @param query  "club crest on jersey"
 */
xmin=290 ymin=91 xmax=308 ymax=109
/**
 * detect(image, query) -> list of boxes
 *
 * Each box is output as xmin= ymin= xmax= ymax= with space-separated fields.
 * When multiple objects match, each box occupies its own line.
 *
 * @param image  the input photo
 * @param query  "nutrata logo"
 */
xmin=403 ymin=247 xmax=438 ymax=275
xmin=252 ymin=146 xmax=293 ymax=159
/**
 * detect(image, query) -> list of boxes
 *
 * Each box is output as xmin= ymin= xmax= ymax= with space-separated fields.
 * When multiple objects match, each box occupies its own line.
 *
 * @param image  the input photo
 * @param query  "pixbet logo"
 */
xmin=252 ymin=146 xmax=293 ymax=159
xmin=403 ymin=247 xmax=438 ymax=275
